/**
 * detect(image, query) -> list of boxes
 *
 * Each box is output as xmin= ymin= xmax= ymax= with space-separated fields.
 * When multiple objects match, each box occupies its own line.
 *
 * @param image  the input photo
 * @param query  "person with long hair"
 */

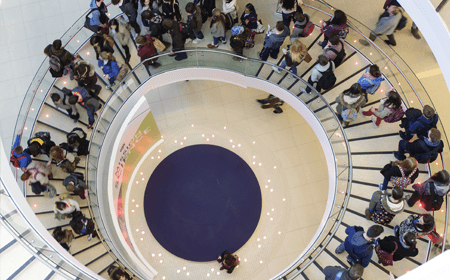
xmin=362 ymin=90 xmax=402 ymax=127
xmin=357 ymin=64 xmax=384 ymax=101
xmin=319 ymin=9 xmax=348 ymax=47
xmin=136 ymin=35 xmax=161 ymax=68
xmin=272 ymin=39 xmax=309 ymax=77
xmin=240 ymin=3 xmax=258 ymax=30
xmin=109 ymin=18 xmax=132 ymax=63
xmin=279 ymin=0 xmax=303 ymax=27
xmin=407 ymin=170 xmax=450 ymax=208
xmin=334 ymin=83 xmax=365 ymax=126
xmin=376 ymin=232 xmax=418 ymax=263
xmin=396 ymin=214 xmax=435 ymax=240
xmin=208 ymin=9 xmax=227 ymax=48
xmin=379 ymin=157 xmax=419 ymax=191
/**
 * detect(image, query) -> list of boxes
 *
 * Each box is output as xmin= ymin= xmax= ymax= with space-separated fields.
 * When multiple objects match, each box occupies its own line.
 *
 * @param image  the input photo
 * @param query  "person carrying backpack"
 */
xmin=229 ymin=25 xmax=250 ymax=61
xmin=60 ymin=127 xmax=90 ymax=156
xmin=362 ymin=90 xmax=403 ymax=127
xmin=70 ymin=211 xmax=98 ymax=241
xmin=51 ymin=88 xmax=80 ymax=122
xmin=161 ymin=0 xmax=183 ymax=21
xmin=10 ymin=130 xmax=32 ymax=171
xmin=111 ymin=0 xmax=141 ymax=34
xmin=63 ymin=172 xmax=88 ymax=199
xmin=162 ymin=18 xmax=189 ymax=61
xmin=322 ymin=35 xmax=346 ymax=67
xmin=359 ymin=5 xmax=401 ymax=46
xmin=376 ymin=232 xmax=418 ymax=265
xmin=273 ymin=39 xmax=310 ymax=77
xmin=44 ymin=39 xmax=75 ymax=78
xmin=399 ymin=105 xmax=439 ymax=141
xmin=323 ymin=264 xmax=364 ymax=280
xmin=365 ymin=187 xmax=405 ymax=226
xmin=223 ymin=0 xmax=238 ymax=25
xmin=357 ymin=65 xmax=384 ymax=102
xmin=394 ymin=128 xmax=444 ymax=164
xmin=290 ymin=12 xmax=313 ymax=43
xmin=379 ymin=157 xmax=418 ymax=191
xmin=334 ymin=83 xmax=365 ymax=126
xmin=86 ymin=0 xmax=110 ymax=34
xmin=406 ymin=170 xmax=450 ymax=210
xmin=300 ymin=55 xmax=335 ymax=95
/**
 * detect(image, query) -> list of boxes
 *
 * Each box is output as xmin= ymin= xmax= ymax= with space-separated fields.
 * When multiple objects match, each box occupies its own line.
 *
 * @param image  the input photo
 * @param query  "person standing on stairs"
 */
xmin=406 ymin=170 xmax=450 ymax=210
xmin=300 ymin=55 xmax=335 ymax=95
xmin=399 ymin=105 xmax=439 ymax=141
xmin=334 ymin=83 xmax=366 ymax=126
xmin=20 ymin=160 xmax=56 ymax=197
xmin=111 ymin=0 xmax=142 ymax=35
xmin=272 ymin=39 xmax=310 ymax=77
xmin=26 ymin=132 xmax=56 ymax=157
xmin=54 ymin=197 xmax=81 ymax=219
xmin=279 ymin=0 xmax=303 ymax=28
xmin=63 ymin=172 xmax=89 ymax=200
xmin=379 ymin=157 xmax=419 ymax=191
xmin=359 ymin=5 xmax=401 ymax=47
xmin=73 ymin=60 xmax=99 ymax=92
xmin=322 ymin=35 xmax=346 ymax=68
xmin=162 ymin=18 xmax=189 ymax=61
xmin=376 ymin=232 xmax=418 ymax=264
xmin=289 ymin=12 xmax=311 ymax=43
xmin=109 ymin=18 xmax=132 ymax=64
xmin=365 ymin=187 xmax=405 ymax=226
xmin=318 ymin=9 xmax=348 ymax=47
xmin=395 ymin=214 xmax=438 ymax=243
xmin=394 ymin=128 xmax=444 ymax=164
xmin=98 ymin=51 xmax=121 ymax=89
xmin=362 ymin=90 xmax=402 ymax=127
xmin=258 ymin=21 xmax=290 ymax=61
xmin=323 ymin=264 xmax=364 ymax=280
xmin=51 ymin=88 xmax=80 ymax=123
xmin=10 ymin=130 xmax=32 ymax=171
xmin=335 ymin=224 xmax=384 ymax=268
xmin=90 ymin=34 xmax=115 ymax=61
xmin=44 ymin=39 xmax=76 ymax=78
xmin=71 ymin=86 xmax=102 ymax=129
xmin=357 ymin=64 xmax=384 ymax=102
xmin=60 ymin=127 xmax=90 ymax=156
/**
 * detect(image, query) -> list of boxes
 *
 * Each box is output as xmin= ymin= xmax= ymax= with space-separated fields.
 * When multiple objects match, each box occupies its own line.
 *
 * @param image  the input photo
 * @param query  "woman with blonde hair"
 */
xmin=207 ymin=9 xmax=227 ymax=48
xmin=379 ymin=157 xmax=419 ymax=191
xmin=272 ymin=39 xmax=310 ymax=77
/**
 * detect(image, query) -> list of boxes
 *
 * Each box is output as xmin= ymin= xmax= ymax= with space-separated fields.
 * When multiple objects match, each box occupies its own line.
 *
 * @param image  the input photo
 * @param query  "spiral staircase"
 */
xmin=1 ymin=1 xmax=449 ymax=280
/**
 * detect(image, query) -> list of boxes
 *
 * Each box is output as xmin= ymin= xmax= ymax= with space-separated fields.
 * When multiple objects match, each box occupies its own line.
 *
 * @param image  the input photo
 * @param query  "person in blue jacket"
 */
xmin=89 ymin=0 xmax=108 ymax=32
xmin=258 ymin=21 xmax=290 ymax=61
xmin=400 ymin=105 xmax=439 ymax=141
xmin=98 ymin=52 xmax=120 ymax=88
xmin=357 ymin=64 xmax=384 ymax=102
xmin=335 ymin=225 xmax=384 ymax=268
xmin=11 ymin=130 xmax=32 ymax=171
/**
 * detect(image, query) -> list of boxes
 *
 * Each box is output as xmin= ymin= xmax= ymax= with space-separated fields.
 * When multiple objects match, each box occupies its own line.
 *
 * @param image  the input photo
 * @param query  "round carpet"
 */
xmin=143 ymin=144 xmax=262 ymax=262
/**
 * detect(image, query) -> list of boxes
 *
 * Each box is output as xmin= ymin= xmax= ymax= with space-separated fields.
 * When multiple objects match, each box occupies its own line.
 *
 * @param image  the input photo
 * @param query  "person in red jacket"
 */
xmin=136 ymin=35 xmax=161 ymax=68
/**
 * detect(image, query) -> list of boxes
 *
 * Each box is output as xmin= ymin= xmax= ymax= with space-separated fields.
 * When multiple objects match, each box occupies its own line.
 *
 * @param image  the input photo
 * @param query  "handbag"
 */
xmin=341 ymin=108 xmax=358 ymax=122
xmin=304 ymin=53 xmax=312 ymax=63
xmin=152 ymin=37 xmax=166 ymax=52
xmin=428 ymin=230 xmax=441 ymax=244
xmin=252 ymin=20 xmax=265 ymax=34
xmin=375 ymin=242 xmax=398 ymax=266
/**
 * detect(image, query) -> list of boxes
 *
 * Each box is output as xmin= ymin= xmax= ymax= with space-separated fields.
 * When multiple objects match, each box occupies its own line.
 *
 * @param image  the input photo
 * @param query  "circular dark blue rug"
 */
xmin=143 ymin=144 xmax=261 ymax=262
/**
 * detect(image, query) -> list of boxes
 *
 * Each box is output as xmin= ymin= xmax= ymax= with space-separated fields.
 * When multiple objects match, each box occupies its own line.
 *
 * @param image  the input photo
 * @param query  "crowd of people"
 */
xmin=8 ymin=0 xmax=446 ymax=279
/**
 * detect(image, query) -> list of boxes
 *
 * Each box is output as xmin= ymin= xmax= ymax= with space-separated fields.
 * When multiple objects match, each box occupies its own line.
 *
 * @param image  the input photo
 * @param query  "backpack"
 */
xmin=299 ymin=21 xmax=314 ymax=37
xmin=49 ymin=48 xmax=66 ymax=72
xmin=327 ymin=41 xmax=346 ymax=67
xmin=178 ymin=22 xmax=190 ymax=39
xmin=196 ymin=0 xmax=209 ymax=23
xmin=10 ymin=150 xmax=26 ymax=168
xmin=71 ymin=171 xmax=85 ymax=181
xmin=414 ymin=141 xmax=440 ymax=163
xmin=396 ymin=14 xmax=407 ymax=30
xmin=421 ymin=184 xmax=444 ymax=211
xmin=69 ymin=128 xmax=87 ymax=140
xmin=317 ymin=63 xmax=337 ymax=90
xmin=384 ymin=106 xmax=405 ymax=123
xmin=245 ymin=36 xmax=255 ymax=49
xmin=390 ymin=165 xmax=417 ymax=189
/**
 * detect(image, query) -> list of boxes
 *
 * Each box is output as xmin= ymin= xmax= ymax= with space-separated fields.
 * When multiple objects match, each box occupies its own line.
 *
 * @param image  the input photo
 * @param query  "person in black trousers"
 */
xmin=111 ymin=0 xmax=142 ymax=34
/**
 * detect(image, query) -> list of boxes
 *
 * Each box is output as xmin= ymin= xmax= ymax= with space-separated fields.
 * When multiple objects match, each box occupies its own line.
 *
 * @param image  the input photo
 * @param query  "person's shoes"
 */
xmin=317 ymin=41 xmax=323 ymax=47
xmin=384 ymin=40 xmax=395 ymax=46
xmin=393 ymin=152 xmax=405 ymax=160
xmin=411 ymin=28 xmax=421 ymax=39
xmin=193 ymin=38 xmax=202 ymax=44
xmin=272 ymin=66 xmax=281 ymax=73
xmin=371 ymin=116 xmax=379 ymax=127
xmin=150 ymin=62 xmax=161 ymax=68
xmin=220 ymin=38 xmax=227 ymax=44
xmin=359 ymin=39 xmax=370 ymax=46
xmin=73 ymin=118 xmax=78 ymax=123
xmin=233 ymin=56 xmax=243 ymax=61
xmin=87 ymin=236 xmax=91 ymax=241
xmin=399 ymin=130 xmax=410 ymax=140
xmin=168 ymin=53 xmax=176 ymax=57
xmin=185 ymin=38 xmax=192 ymax=44
xmin=207 ymin=44 xmax=218 ymax=48
xmin=365 ymin=208 xmax=372 ymax=220
xmin=379 ymin=182 xmax=384 ymax=191
xmin=175 ymin=56 xmax=187 ymax=61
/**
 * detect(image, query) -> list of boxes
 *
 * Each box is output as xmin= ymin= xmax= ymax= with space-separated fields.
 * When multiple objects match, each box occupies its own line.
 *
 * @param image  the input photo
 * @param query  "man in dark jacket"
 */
xmin=335 ymin=225 xmax=384 ymax=268
xmin=26 ymin=132 xmax=56 ymax=157
xmin=395 ymin=128 xmax=444 ymax=163
xmin=72 ymin=86 xmax=102 ymax=129
xmin=162 ymin=19 xmax=189 ymax=61
xmin=186 ymin=2 xmax=204 ymax=43
xmin=400 ymin=105 xmax=439 ymax=140
xmin=111 ymin=0 xmax=141 ymax=34
xmin=44 ymin=40 xmax=75 ymax=77
xmin=323 ymin=264 xmax=364 ymax=280
xmin=259 ymin=21 xmax=289 ymax=61
xmin=63 ymin=172 xmax=88 ymax=199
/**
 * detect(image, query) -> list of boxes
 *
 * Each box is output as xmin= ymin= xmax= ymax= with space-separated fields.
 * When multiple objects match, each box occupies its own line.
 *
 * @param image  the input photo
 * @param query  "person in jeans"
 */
xmin=111 ymin=0 xmax=141 ymax=35
xmin=359 ymin=5 xmax=401 ymax=46
xmin=394 ymin=128 xmax=444 ymax=164
xmin=71 ymin=86 xmax=102 ymax=129
xmin=98 ymin=52 xmax=120 ymax=89
xmin=335 ymin=225 xmax=384 ymax=267
xmin=207 ymin=9 xmax=226 ymax=48
xmin=11 ymin=130 xmax=32 ymax=171
xmin=272 ymin=39 xmax=309 ymax=77
xmin=323 ymin=264 xmax=364 ymax=280
xmin=186 ymin=2 xmax=204 ymax=44
xmin=258 ymin=21 xmax=289 ymax=61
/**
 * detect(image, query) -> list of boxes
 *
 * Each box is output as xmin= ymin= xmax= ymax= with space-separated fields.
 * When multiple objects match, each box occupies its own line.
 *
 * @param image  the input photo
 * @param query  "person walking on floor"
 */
xmin=359 ymin=5 xmax=401 ymax=46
